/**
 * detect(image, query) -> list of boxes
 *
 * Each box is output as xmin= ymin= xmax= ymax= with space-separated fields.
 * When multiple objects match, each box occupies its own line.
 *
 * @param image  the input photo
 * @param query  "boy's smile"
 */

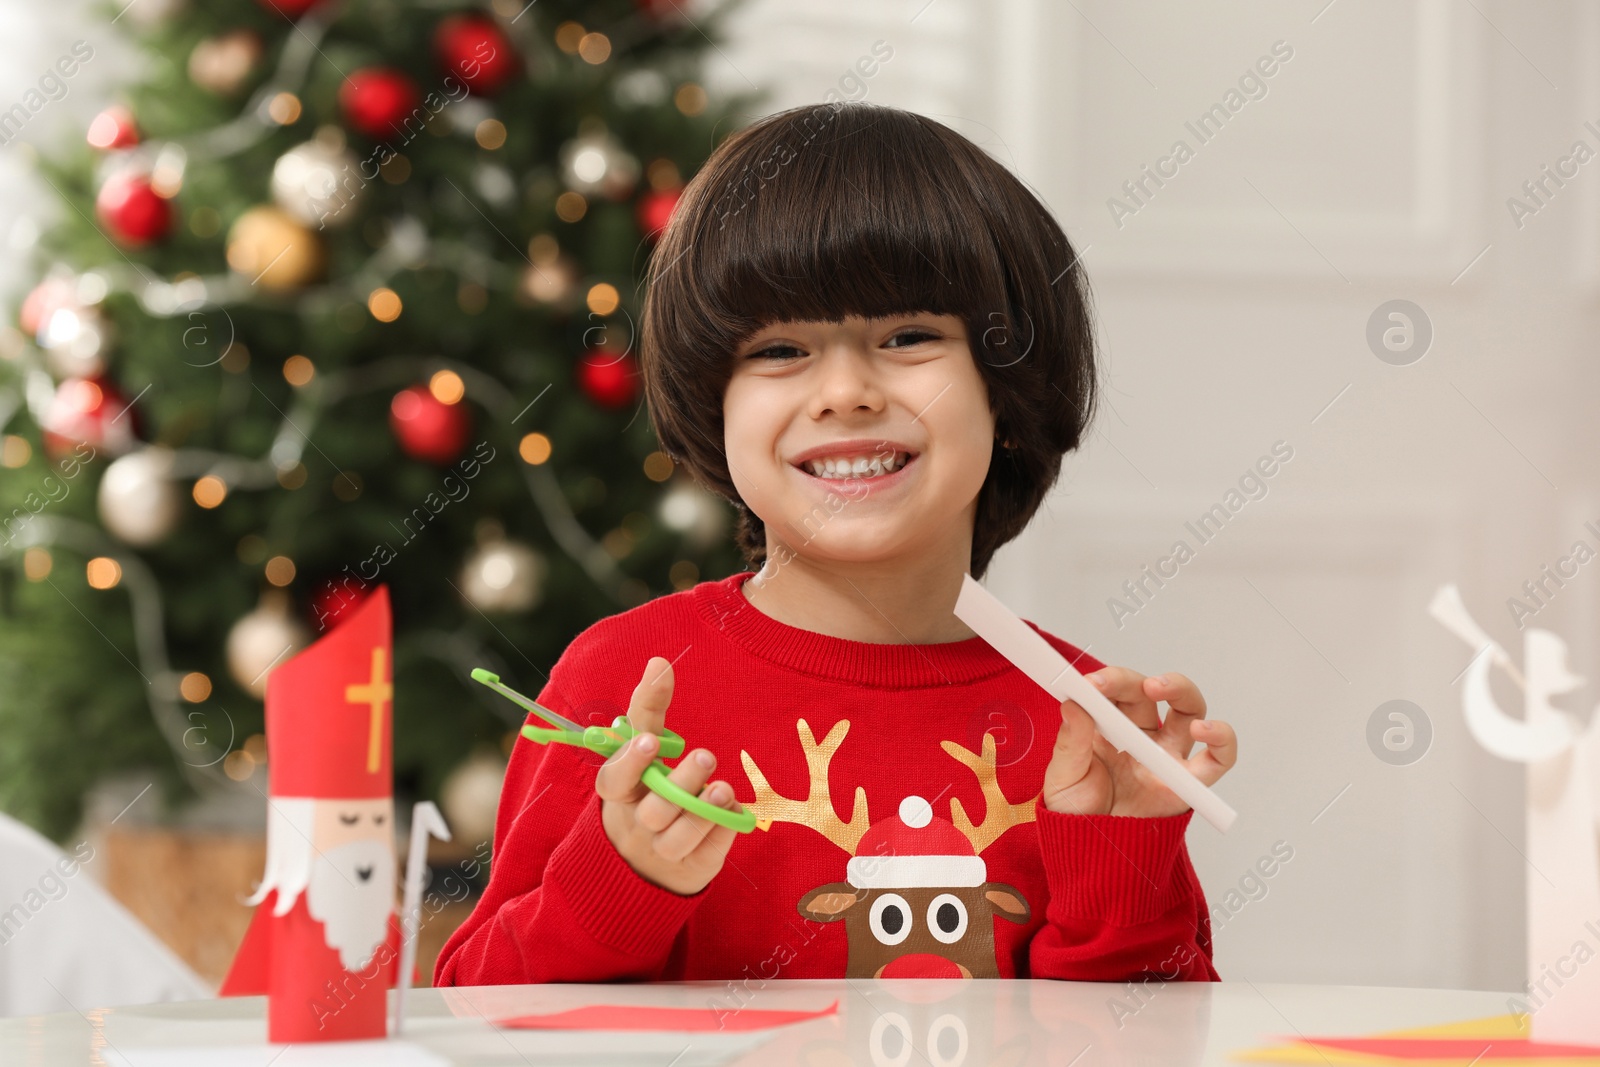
xmin=789 ymin=437 xmax=920 ymax=495
xmin=724 ymin=312 xmax=995 ymax=572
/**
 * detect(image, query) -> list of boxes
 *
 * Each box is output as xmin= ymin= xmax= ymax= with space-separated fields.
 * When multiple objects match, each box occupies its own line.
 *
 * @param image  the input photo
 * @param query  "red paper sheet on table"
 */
xmin=1236 ymin=1013 xmax=1600 ymax=1066
xmin=498 ymin=1001 xmax=838 ymax=1033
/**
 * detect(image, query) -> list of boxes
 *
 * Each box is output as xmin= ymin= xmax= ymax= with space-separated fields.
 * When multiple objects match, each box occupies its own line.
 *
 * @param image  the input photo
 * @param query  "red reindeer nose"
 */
xmin=877 ymin=954 xmax=968 ymax=979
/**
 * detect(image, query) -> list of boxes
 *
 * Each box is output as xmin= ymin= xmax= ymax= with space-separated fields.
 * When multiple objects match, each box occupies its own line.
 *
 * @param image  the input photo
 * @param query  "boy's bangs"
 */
xmin=696 ymin=114 xmax=1005 ymax=347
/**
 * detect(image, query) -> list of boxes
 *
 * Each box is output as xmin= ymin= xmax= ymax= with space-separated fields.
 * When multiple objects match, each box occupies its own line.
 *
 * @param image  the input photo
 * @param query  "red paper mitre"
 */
xmin=266 ymin=584 xmax=393 ymax=799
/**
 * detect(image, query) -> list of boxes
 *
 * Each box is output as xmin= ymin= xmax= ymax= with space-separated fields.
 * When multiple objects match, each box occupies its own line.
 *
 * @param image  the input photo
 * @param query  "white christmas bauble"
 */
xmin=440 ymin=750 xmax=506 ymax=844
xmin=658 ymin=482 xmax=729 ymax=550
xmin=226 ymin=593 xmax=310 ymax=698
xmin=474 ymin=162 xmax=515 ymax=208
xmin=98 ymin=446 xmax=182 ymax=546
xmin=38 ymin=302 xmax=114 ymax=379
xmin=271 ymin=134 xmax=361 ymax=228
xmin=446 ymin=96 xmax=493 ymax=135
xmin=559 ymin=131 xmax=639 ymax=198
xmin=459 ymin=539 xmax=545 ymax=613
xmin=385 ymin=216 xmax=428 ymax=267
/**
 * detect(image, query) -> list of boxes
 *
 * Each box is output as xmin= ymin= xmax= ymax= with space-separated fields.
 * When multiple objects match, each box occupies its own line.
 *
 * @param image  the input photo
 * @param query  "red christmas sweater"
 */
xmin=434 ymin=571 xmax=1218 ymax=986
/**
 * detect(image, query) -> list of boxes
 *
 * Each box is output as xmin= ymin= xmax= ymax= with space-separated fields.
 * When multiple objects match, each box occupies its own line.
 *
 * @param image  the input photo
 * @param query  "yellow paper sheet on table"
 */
xmin=1237 ymin=1013 xmax=1600 ymax=1067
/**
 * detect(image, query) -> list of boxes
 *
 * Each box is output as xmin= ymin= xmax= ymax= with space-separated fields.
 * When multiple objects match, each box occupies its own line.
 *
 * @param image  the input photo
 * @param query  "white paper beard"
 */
xmin=305 ymin=838 xmax=396 ymax=972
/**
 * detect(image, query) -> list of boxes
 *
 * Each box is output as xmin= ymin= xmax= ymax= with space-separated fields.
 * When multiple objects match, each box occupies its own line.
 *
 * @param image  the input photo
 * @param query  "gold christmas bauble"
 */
xmin=519 ymin=254 xmax=580 ymax=308
xmin=189 ymin=30 xmax=263 ymax=95
xmin=226 ymin=206 xmax=324 ymax=291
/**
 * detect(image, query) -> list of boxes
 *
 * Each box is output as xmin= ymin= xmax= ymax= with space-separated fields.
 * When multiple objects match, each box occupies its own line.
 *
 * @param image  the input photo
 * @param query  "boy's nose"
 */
xmin=811 ymin=348 xmax=884 ymax=417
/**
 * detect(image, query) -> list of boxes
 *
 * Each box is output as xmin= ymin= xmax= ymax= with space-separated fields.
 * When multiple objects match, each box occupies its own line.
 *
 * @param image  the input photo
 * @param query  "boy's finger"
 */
xmin=684 ymin=791 xmax=742 ymax=865
xmin=594 ymin=732 xmax=659 ymax=804
xmin=1086 ymin=667 xmax=1160 ymax=731
xmin=1185 ymin=719 xmax=1238 ymax=785
xmin=688 ymin=827 xmax=739 ymax=867
xmin=652 ymin=780 xmax=735 ymax=863
xmin=626 ymin=656 xmax=674 ymax=737
xmin=1043 ymin=700 xmax=1095 ymax=796
xmin=635 ymin=746 xmax=717 ymax=834
xmin=1147 ymin=672 xmax=1207 ymax=758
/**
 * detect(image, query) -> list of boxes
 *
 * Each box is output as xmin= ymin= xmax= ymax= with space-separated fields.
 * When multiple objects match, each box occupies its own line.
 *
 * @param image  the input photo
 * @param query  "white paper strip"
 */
xmin=394 ymin=801 xmax=452 ymax=1037
xmin=953 ymin=575 xmax=1237 ymax=832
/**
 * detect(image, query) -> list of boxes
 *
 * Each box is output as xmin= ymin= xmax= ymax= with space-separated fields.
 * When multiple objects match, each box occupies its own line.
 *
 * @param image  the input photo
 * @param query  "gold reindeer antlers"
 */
xmin=941 ymin=733 xmax=1038 ymax=853
xmin=741 ymin=719 xmax=870 ymax=855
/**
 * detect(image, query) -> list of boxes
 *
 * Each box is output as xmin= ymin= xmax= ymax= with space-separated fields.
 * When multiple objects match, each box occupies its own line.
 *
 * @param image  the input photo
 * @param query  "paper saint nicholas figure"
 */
xmin=220 ymin=585 xmax=406 ymax=1043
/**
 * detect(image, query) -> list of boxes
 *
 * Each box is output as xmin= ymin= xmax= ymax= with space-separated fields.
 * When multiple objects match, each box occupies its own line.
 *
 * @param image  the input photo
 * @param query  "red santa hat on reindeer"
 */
xmin=846 ymin=795 xmax=987 ymax=888
xmin=220 ymin=585 xmax=402 ymax=1043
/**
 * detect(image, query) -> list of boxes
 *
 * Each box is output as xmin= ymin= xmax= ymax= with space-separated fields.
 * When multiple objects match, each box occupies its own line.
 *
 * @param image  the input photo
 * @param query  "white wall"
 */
xmin=709 ymin=0 xmax=1600 ymax=992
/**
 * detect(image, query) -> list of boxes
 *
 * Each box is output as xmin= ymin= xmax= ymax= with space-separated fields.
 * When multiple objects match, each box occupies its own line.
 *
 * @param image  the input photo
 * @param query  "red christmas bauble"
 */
xmin=390 ymin=385 xmax=471 ymax=464
xmin=255 ymin=0 xmax=328 ymax=16
xmin=339 ymin=68 xmax=422 ymax=140
xmin=41 ymin=376 xmax=138 ymax=458
xmin=87 ymin=105 xmax=139 ymax=150
xmin=96 ymin=171 xmax=171 ymax=247
xmin=576 ymin=350 xmax=639 ymax=409
xmin=434 ymin=14 xmax=518 ymax=96
xmin=636 ymin=187 xmax=680 ymax=242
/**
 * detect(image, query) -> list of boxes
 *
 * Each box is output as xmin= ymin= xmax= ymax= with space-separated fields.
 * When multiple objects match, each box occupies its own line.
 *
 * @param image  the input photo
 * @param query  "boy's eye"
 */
xmin=885 ymin=329 xmax=938 ymax=348
xmin=748 ymin=345 xmax=803 ymax=361
xmin=747 ymin=329 xmax=937 ymax=360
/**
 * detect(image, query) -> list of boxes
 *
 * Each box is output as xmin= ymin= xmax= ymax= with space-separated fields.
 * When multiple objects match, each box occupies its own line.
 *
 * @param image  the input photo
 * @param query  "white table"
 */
xmin=0 ymin=980 xmax=1515 ymax=1065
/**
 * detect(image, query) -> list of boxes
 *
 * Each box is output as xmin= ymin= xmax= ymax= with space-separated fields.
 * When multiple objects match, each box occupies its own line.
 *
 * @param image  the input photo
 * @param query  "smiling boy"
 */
xmin=435 ymin=102 xmax=1236 ymax=986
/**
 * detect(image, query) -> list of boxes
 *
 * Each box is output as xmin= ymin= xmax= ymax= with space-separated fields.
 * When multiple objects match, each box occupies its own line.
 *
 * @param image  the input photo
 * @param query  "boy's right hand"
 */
xmin=595 ymin=656 xmax=743 ymax=896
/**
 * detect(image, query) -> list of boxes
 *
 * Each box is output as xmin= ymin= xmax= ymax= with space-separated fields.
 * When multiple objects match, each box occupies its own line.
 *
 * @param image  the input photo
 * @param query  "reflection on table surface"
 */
xmin=0 ymin=979 xmax=1513 ymax=1066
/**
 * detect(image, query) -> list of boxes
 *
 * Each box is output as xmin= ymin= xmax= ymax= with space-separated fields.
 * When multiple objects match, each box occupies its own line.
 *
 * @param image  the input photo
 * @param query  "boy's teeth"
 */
xmin=803 ymin=453 xmax=907 ymax=478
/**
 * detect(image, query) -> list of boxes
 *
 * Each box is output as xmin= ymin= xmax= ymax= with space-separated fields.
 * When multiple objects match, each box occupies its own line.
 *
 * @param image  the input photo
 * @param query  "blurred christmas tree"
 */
xmin=0 ymin=0 xmax=757 ymax=841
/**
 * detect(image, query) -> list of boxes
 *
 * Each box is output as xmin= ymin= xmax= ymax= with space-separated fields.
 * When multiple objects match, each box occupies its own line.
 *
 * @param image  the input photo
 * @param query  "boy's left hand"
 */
xmin=1042 ymin=668 xmax=1237 ymax=818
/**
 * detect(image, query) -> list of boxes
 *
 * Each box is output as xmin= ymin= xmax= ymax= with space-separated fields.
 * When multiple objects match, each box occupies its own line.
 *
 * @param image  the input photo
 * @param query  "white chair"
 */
xmin=0 ymin=812 xmax=212 ymax=1017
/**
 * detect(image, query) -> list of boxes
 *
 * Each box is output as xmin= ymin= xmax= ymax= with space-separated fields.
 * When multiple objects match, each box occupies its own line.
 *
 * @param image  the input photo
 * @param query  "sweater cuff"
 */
xmin=1035 ymin=795 xmax=1195 ymax=926
xmin=540 ymin=790 xmax=707 ymax=959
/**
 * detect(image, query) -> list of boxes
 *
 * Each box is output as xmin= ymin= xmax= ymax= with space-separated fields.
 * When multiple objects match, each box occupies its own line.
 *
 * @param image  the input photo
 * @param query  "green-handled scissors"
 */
xmin=470 ymin=668 xmax=756 ymax=833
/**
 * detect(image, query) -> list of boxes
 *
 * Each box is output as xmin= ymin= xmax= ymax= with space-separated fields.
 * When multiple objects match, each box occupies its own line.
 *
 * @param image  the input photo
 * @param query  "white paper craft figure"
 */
xmin=1430 ymin=584 xmax=1600 ymax=1044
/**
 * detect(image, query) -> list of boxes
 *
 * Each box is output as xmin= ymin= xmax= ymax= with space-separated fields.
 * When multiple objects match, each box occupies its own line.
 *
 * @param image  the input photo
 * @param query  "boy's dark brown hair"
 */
xmin=640 ymin=101 xmax=1098 ymax=580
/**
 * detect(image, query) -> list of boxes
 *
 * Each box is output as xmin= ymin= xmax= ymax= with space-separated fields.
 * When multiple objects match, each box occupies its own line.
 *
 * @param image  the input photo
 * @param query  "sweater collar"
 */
xmin=693 ymin=571 xmax=1017 ymax=688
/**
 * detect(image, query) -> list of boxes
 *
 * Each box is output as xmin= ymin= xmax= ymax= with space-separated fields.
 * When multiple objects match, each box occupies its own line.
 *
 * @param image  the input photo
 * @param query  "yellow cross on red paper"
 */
xmin=344 ymin=647 xmax=391 ymax=774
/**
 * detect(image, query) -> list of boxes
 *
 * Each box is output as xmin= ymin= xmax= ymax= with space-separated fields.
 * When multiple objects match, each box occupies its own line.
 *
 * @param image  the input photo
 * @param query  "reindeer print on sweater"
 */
xmin=741 ymin=718 xmax=1033 ymax=979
